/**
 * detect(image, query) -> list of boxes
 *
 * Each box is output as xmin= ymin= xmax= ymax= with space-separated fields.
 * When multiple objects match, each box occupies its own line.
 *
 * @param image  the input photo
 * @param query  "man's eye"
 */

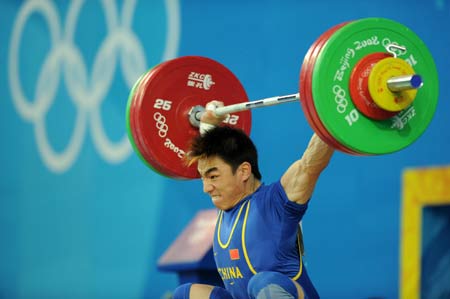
xmin=210 ymin=175 xmax=218 ymax=180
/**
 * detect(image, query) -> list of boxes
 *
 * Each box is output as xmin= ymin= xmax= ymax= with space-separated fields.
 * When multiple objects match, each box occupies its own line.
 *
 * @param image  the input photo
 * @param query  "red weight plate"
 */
xmin=128 ymin=63 xmax=173 ymax=177
xmin=127 ymin=63 xmax=182 ymax=177
xmin=128 ymin=64 xmax=178 ymax=177
xmin=349 ymin=52 xmax=397 ymax=120
xmin=129 ymin=56 xmax=251 ymax=179
xmin=299 ymin=27 xmax=339 ymax=149
xmin=299 ymin=22 xmax=362 ymax=155
xmin=300 ymin=23 xmax=359 ymax=155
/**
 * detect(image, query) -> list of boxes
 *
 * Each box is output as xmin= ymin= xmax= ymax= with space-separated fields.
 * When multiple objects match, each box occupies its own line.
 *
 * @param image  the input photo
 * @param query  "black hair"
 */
xmin=187 ymin=126 xmax=262 ymax=180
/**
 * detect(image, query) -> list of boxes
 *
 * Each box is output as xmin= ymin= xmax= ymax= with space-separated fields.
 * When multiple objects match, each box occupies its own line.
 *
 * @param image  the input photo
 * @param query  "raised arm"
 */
xmin=280 ymin=133 xmax=334 ymax=204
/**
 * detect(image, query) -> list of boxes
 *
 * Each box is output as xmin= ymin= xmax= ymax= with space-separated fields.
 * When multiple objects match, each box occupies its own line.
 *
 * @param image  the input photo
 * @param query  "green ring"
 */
xmin=312 ymin=18 xmax=439 ymax=155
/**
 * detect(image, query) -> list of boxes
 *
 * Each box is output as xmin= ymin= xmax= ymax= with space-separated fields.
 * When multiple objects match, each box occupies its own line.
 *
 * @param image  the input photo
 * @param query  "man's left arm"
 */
xmin=280 ymin=133 xmax=334 ymax=204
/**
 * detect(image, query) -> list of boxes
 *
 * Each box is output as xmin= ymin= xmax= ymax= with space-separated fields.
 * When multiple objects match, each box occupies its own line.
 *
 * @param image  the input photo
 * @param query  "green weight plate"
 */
xmin=311 ymin=18 xmax=439 ymax=155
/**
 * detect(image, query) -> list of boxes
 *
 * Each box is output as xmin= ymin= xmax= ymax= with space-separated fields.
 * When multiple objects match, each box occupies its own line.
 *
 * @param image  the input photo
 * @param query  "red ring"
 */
xmin=299 ymin=22 xmax=362 ymax=155
xmin=349 ymin=52 xmax=397 ymax=120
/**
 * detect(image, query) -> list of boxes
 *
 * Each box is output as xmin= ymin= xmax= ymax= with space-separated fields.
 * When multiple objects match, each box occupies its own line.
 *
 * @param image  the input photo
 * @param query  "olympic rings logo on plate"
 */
xmin=153 ymin=112 xmax=169 ymax=138
xmin=332 ymin=85 xmax=349 ymax=114
xmin=8 ymin=0 xmax=180 ymax=173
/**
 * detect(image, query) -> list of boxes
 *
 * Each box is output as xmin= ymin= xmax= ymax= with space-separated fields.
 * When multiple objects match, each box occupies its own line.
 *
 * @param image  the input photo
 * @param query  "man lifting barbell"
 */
xmin=171 ymin=101 xmax=334 ymax=299
xmin=125 ymin=17 xmax=439 ymax=299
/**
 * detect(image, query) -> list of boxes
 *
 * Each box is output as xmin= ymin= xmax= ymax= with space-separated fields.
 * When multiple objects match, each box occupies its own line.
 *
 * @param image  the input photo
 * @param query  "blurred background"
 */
xmin=0 ymin=0 xmax=449 ymax=298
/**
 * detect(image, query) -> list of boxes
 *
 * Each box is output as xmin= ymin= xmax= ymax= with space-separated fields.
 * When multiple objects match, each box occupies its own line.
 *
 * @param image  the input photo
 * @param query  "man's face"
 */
xmin=197 ymin=156 xmax=247 ymax=210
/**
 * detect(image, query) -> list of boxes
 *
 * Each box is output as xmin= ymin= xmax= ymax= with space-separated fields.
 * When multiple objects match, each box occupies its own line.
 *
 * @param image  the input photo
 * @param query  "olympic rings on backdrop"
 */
xmin=8 ymin=0 xmax=180 ymax=173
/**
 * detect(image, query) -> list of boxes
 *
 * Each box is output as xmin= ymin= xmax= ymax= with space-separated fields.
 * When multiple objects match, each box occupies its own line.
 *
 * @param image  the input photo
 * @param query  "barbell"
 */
xmin=126 ymin=18 xmax=439 ymax=179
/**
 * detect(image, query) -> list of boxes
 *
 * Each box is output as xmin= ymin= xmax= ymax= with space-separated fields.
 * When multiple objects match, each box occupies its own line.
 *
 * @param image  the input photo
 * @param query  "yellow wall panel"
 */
xmin=401 ymin=166 xmax=450 ymax=299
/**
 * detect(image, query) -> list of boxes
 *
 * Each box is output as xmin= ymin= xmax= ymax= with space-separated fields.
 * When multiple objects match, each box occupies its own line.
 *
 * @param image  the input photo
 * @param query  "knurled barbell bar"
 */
xmin=126 ymin=17 xmax=439 ymax=179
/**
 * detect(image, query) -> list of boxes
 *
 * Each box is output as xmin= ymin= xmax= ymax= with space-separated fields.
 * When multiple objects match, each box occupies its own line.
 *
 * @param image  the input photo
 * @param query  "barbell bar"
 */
xmin=187 ymin=43 xmax=423 ymax=125
xmin=187 ymin=94 xmax=299 ymax=128
xmin=188 ymin=72 xmax=423 ymax=126
xmin=126 ymin=17 xmax=439 ymax=179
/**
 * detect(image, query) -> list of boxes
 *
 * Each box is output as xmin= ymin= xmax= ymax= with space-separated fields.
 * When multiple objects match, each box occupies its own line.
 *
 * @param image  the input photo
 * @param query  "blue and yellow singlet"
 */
xmin=212 ymin=180 xmax=319 ymax=299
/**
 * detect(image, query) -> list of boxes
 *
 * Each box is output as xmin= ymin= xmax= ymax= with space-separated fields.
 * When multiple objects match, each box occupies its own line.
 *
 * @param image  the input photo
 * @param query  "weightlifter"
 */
xmin=173 ymin=101 xmax=334 ymax=299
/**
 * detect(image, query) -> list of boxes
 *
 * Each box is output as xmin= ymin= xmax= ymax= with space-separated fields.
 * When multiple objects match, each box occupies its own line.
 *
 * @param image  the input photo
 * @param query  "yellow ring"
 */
xmin=368 ymin=57 xmax=417 ymax=112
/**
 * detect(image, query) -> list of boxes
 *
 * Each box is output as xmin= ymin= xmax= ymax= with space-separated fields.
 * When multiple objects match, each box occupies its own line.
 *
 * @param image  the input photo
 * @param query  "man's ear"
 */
xmin=239 ymin=162 xmax=252 ymax=181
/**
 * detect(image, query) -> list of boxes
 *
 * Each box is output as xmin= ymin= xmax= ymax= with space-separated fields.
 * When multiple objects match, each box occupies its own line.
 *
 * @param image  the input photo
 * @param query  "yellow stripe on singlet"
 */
xmin=242 ymin=200 xmax=257 ymax=274
xmin=241 ymin=200 xmax=303 ymax=279
xmin=292 ymin=230 xmax=303 ymax=280
xmin=217 ymin=201 xmax=247 ymax=249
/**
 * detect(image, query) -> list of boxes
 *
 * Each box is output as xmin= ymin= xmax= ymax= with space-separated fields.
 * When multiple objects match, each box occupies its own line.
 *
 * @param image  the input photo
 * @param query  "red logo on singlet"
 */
xmin=229 ymin=249 xmax=240 ymax=260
